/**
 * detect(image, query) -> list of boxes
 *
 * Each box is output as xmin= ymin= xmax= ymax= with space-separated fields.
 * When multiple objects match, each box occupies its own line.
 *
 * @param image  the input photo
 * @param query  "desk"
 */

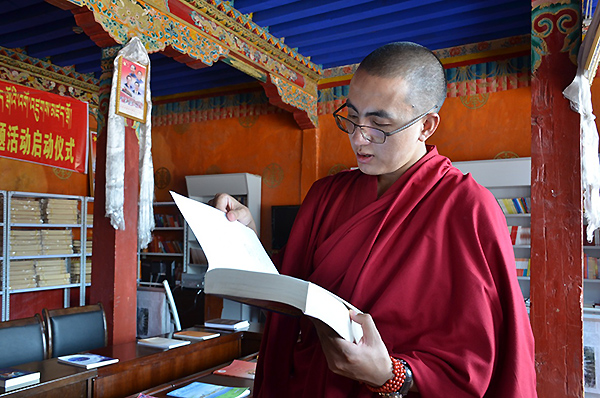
xmin=0 ymin=358 xmax=96 ymax=398
xmin=91 ymin=327 xmax=262 ymax=398
xmin=126 ymin=358 xmax=256 ymax=398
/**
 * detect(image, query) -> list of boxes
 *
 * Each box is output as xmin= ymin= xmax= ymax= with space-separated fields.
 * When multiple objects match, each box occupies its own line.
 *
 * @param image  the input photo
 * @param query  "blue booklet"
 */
xmin=57 ymin=354 xmax=119 ymax=369
xmin=167 ymin=381 xmax=250 ymax=398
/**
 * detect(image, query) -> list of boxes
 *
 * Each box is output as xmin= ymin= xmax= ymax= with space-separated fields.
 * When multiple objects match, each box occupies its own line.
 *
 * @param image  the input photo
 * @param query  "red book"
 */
xmin=213 ymin=359 xmax=256 ymax=380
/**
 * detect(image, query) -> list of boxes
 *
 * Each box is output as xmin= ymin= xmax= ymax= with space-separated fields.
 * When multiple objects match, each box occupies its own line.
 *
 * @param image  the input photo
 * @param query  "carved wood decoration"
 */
xmin=52 ymin=0 xmax=321 ymax=129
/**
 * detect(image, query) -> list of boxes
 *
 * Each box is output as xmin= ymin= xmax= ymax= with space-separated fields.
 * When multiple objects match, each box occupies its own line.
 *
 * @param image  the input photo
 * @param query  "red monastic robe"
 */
xmin=254 ymin=146 xmax=537 ymax=397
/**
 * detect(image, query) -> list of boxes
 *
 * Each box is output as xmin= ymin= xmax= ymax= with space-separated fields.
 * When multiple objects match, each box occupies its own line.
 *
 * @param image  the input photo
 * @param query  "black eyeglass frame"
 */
xmin=332 ymin=103 xmax=437 ymax=144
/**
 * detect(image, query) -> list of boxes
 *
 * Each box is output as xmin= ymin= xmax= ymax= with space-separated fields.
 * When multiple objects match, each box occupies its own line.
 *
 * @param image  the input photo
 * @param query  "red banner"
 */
xmin=0 ymin=80 xmax=89 ymax=173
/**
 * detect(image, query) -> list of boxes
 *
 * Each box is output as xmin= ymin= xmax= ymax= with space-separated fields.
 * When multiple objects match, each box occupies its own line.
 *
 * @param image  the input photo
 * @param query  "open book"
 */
xmin=170 ymin=192 xmax=363 ymax=342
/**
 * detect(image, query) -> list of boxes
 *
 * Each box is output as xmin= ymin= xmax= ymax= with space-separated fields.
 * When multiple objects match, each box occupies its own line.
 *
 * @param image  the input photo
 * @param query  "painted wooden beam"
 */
xmin=530 ymin=1 xmax=583 ymax=397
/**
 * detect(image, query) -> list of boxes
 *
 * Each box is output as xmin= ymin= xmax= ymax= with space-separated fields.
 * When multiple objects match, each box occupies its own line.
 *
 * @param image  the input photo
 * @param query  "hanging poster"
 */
xmin=115 ymin=56 xmax=148 ymax=123
xmin=0 ymin=80 xmax=89 ymax=173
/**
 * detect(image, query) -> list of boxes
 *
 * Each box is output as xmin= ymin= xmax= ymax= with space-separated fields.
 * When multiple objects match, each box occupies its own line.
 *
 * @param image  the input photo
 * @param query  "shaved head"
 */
xmin=356 ymin=42 xmax=447 ymax=115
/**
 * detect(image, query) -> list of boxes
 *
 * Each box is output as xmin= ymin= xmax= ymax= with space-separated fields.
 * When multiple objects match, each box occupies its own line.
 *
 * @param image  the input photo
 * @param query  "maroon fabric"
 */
xmin=254 ymin=146 xmax=536 ymax=398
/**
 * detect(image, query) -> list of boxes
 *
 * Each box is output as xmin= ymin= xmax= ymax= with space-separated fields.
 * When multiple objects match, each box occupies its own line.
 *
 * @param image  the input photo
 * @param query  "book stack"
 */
xmin=508 ymin=226 xmax=531 ymax=246
xmin=36 ymin=258 xmax=70 ymax=287
xmin=41 ymin=230 xmax=73 ymax=255
xmin=70 ymin=258 xmax=92 ymax=283
xmin=8 ymin=260 xmax=37 ymax=290
xmin=42 ymin=198 xmax=79 ymax=224
xmin=496 ymin=197 xmax=531 ymax=214
xmin=72 ymin=239 xmax=92 ymax=255
xmin=515 ymin=258 xmax=531 ymax=277
xmin=10 ymin=197 xmax=42 ymax=224
xmin=9 ymin=230 xmax=42 ymax=257
xmin=585 ymin=255 xmax=600 ymax=280
xmin=137 ymin=336 xmax=191 ymax=349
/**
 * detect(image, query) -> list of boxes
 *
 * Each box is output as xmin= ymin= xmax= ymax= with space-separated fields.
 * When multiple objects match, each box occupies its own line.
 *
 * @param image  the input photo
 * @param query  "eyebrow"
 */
xmin=346 ymin=101 xmax=395 ymax=119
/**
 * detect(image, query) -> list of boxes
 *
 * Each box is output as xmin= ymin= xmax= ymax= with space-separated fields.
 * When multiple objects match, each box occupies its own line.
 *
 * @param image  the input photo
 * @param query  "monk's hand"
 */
xmin=312 ymin=310 xmax=394 ymax=387
xmin=208 ymin=193 xmax=258 ymax=234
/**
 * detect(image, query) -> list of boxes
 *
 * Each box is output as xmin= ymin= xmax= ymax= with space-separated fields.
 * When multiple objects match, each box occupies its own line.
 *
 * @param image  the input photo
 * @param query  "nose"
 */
xmin=350 ymin=126 xmax=371 ymax=145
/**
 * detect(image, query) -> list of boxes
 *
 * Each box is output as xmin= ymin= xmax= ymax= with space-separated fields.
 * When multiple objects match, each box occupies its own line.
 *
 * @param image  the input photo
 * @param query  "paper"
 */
xmin=170 ymin=191 xmax=278 ymax=274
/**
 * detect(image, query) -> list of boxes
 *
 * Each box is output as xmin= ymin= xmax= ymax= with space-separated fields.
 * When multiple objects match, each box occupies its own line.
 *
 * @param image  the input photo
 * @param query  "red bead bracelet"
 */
xmin=365 ymin=356 xmax=406 ymax=393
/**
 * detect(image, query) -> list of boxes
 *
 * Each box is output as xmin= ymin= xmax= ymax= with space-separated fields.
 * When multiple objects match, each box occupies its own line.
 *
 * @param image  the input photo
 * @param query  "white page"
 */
xmin=170 ymin=191 xmax=278 ymax=274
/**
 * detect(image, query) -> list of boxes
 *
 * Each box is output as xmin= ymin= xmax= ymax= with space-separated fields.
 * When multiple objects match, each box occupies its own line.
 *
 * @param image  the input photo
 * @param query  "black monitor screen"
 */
xmin=271 ymin=205 xmax=301 ymax=250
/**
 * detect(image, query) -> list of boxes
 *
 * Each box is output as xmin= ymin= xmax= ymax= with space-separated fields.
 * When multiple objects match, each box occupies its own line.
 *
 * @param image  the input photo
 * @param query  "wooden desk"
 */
xmin=0 ymin=358 xmax=96 ymax=398
xmin=126 ymin=358 xmax=256 ymax=398
xmin=91 ymin=327 xmax=262 ymax=398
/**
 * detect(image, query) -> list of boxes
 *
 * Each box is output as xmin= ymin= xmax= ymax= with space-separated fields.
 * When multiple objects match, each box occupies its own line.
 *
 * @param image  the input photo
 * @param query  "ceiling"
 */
xmin=0 ymin=0 xmax=579 ymax=99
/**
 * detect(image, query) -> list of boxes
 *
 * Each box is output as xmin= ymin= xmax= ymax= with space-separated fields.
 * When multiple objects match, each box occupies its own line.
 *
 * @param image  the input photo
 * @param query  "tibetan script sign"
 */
xmin=0 ymin=80 xmax=89 ymax=173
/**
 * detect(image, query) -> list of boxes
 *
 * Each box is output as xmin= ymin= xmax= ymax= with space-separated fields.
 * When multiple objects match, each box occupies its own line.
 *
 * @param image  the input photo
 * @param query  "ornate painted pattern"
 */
xmin=262 ymin=163 xmax=284 ymax=188
xmin=270 ymin=75 xmax=318 ymax=127
xmin=152 ymin=90 xmax=283 ymax=126
xmin=436 ymin=34 xmax=530 ymax=60
xmin=185 ymin=0 xmax=322 ymax=75
xmin=446 ymin=55 xmax=530 ymax=97
xmin=73 ymin=0 xmax=229 ymax=66
xmin=0 ymin=47 xmax=99 ymax=107
xmin=190 ymin=11 xmax=301 ymax=84
xmin=317 ymin=55 xmax=530 ymax=115
xmin=460 ymin=93 xmax=490 ymax=109
xmin=531 ymin=1 xmax=580 ymax=74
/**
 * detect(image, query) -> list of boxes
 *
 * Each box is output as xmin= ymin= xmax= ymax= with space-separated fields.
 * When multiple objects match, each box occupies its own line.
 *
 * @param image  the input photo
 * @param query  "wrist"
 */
xmin=363 ymin=357 xmax=414 ymax=397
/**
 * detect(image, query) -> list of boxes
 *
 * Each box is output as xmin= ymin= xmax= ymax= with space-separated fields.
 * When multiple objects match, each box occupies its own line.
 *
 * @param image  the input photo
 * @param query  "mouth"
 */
xmin=356 ymin=152 xmax=374 ymax=163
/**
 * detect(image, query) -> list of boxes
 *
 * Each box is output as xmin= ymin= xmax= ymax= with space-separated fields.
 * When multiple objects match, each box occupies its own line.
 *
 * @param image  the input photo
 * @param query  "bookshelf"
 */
xmin=453 ymin=157 xmax=532 ymax=302
xmin=453 ymin=157 xmax=600 ymax=394
xmin=138 ymin=202 xmax=187 ymax=286
xmin=1 ymin=191 xmax=93 ymax=321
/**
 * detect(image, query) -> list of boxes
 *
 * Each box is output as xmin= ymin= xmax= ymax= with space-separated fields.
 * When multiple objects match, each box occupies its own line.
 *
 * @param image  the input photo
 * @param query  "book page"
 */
xmin=171 ymin=192 xmax=278 ymax=274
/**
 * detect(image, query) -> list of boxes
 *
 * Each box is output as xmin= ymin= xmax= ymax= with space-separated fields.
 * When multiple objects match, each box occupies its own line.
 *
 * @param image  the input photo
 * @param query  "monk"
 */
xmin=210 ymin=42 xmax=537 ymax=397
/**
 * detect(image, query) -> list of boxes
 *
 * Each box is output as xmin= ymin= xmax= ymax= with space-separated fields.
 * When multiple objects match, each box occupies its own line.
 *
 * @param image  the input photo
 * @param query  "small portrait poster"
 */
xmin=116 ymin=56 xmax=148 ymax=123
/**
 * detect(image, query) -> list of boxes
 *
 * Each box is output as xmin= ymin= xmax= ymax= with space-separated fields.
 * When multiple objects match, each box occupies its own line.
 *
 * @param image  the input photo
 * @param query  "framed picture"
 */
xmin=115 ymin=56 xmax=148 ymax=123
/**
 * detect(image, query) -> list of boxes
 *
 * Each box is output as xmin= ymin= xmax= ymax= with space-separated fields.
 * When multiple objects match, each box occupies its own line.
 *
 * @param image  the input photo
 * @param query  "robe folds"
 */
xmin=253 ymin=146 xmax=537 ymax=398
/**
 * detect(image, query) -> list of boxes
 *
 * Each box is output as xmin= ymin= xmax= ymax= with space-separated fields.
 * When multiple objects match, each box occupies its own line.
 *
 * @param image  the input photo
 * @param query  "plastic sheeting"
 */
xmin=563 ymin=12 xmax=600 ymax=243
xmin=106 ymin=37 xmax=155 ymax=248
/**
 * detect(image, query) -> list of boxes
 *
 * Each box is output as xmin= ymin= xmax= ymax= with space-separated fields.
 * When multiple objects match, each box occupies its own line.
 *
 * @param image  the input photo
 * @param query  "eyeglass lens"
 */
xmin=336 ymin=116 xmax=386 ymax=143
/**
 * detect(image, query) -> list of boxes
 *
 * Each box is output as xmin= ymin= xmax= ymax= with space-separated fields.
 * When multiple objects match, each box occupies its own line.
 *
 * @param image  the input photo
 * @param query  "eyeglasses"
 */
xmin=333 ymin=103 xmax=436 ymax=144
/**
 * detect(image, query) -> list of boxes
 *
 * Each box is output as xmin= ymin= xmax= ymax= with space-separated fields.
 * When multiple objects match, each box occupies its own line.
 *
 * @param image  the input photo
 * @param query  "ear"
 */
xmin=418 ymin=113 xmax=440 ymax=142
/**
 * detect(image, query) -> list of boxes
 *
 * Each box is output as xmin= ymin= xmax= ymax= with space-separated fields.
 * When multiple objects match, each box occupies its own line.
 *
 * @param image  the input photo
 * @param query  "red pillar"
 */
xmin=530 ymin=2 xmax=583 ymax=397
xmin=90 ymin=46 xmax=139 ymax=345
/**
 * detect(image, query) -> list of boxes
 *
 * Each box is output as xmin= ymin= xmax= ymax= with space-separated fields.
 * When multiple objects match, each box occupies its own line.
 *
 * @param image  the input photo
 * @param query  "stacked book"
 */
xmin=73 ymin=239 xmax=92 ymax=255
xmin=41 ymin=229 xmax=73 ymax=255
xmin=70 ymin=258 xmax=92 ymax=284
xmin=36 ymin=258 xmax=70 ymax=287
xmin=8 ymin=260 xmax=37 ymax=290
xmin=10 ymin=197 xmax=42 ymax=224
xmin=9 ymin=230 xmax=42 ymax=257
xmin=42 ymin=198 xmax=79 ymax=224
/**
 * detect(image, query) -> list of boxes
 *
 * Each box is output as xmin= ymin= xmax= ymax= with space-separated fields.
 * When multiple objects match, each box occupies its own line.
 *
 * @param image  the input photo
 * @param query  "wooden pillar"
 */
xmin=530 ymin=2 xmax=583 ymax=397
xmin=300 ymin=128 xmax=320 ymax=201
xmin=90 ymin=46 xmax=139 ymax=345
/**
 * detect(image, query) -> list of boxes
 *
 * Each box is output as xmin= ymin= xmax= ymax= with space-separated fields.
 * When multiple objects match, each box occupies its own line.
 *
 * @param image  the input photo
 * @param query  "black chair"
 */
xmin=0 ymin=314 xmax=48 ymax=367
xmin=42 ymin=303 xmax=107 ymax=358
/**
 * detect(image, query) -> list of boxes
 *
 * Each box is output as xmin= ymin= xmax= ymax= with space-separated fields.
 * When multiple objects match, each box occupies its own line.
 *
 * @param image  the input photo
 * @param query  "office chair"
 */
xmin=42 ymin=303 xmax=107 ymax=358
xmin=0 ymin=314 xmax=48 ymax=367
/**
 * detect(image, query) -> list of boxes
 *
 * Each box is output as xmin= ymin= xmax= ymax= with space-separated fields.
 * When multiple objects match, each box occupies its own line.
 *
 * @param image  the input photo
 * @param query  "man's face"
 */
xmin=345 ymin=70 xmax=430 ymax=182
